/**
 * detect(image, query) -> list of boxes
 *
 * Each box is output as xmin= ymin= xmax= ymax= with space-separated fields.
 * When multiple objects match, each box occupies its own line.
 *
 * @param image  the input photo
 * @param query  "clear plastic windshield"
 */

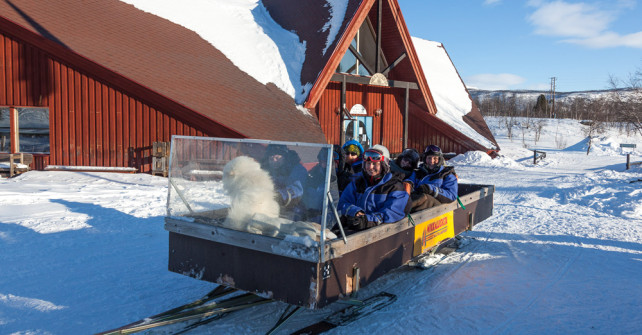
xmin=167 ymin=136 xmax=340 ymax=247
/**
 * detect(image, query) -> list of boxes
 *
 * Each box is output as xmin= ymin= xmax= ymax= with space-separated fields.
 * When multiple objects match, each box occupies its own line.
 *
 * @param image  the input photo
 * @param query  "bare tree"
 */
xmin=608 ymin=69 xmax=642 ymax=136
xmin=533 ymin=119 xmax=545 ymax=144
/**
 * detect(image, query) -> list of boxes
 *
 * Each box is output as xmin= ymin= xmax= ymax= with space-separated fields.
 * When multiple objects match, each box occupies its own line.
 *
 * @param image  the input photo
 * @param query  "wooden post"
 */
xmin=375 ymin=0 xmax=382 ymax=73
xmin=627 ymin=153 xmax=630 ymax=170
xmin=533 ymin=151 xmax=537 ymax=165
xmin=620 ymin=144 xmax=637 ymax=170
xmin=403 ymin=83 xmax=409 ymax=149
xmin=340 ymin=76 xmax=346 ymax=146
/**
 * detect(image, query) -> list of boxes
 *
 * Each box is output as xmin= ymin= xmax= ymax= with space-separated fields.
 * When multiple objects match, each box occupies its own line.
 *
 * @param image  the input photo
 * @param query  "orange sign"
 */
xmin=413 ymin=211 xmax=454 ymax=256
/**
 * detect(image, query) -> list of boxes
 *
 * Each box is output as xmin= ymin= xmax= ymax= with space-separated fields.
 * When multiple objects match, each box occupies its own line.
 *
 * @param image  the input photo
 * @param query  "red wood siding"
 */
xmin=315 ymin=81 xmax=406 ymax=153
xmin=315 ymin=81 xmax=481 ymax=156
xmin=0 ymin=31 xmax=210 ymax=173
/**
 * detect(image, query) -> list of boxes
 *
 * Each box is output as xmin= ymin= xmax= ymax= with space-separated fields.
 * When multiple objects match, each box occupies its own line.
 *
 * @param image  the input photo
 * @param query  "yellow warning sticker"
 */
xmin=413 ymin=211 xmax=455 ymax=257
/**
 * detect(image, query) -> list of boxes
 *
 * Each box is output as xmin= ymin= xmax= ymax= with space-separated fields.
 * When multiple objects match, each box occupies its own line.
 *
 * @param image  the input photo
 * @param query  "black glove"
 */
xmin=346 ymin=214 xmax=368 ymax=230
xmin=417 ymin=184 xmax=437 ymax=197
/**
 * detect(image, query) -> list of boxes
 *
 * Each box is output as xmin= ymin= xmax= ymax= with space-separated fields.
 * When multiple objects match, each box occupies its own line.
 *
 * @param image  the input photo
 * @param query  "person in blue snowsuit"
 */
xmin=407 ymin=145 xmax=458 ymax=211
xmin=389 ymin=147 xmax=420 ymax=179
xmin=342 ymin=139 xmax=364 ymax=178
xmin=261 ymin=144 xmax=308 ymax=220
xmin=338 ymin=146 xmax=411 ymax=231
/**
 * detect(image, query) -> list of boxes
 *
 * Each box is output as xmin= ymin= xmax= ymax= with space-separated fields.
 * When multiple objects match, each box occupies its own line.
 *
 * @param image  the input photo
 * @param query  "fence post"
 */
xmin=627 ymin=153 xmax=630 ymax=170
xmin=533 ymin=151 xmax=536 ymax=165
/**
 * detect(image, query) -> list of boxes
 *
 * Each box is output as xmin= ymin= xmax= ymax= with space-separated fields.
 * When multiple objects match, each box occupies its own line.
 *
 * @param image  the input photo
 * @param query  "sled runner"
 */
xmin=164 ymin=136 xmax=494 ymax=309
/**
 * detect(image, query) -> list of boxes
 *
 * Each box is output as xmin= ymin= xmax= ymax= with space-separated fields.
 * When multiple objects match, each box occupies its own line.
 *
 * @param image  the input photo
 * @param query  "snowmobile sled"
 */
xmin=164 ymin=136 xmax=494 ymax=309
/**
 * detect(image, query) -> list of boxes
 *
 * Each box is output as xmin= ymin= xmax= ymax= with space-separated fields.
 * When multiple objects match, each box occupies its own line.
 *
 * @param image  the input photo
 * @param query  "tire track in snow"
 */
xmin=490 ymin=207 xmax=584 ymax=334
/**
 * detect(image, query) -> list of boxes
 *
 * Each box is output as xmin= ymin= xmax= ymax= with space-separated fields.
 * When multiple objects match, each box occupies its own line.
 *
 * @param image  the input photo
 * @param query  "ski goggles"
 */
xmin=363 ymin=149 xmax=385 ymax=162
xmin=424 ymin=145 xmax=442 ymax=156
xmin=344 ymin=144 xmax=361 ymax=156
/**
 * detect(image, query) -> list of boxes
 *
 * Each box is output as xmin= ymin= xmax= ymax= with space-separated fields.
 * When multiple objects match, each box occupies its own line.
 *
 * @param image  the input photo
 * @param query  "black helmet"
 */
xmin=395 ymin=148 xmax=420 ymax=170
xmin=422 ymin=144 xmax=444 ymax=167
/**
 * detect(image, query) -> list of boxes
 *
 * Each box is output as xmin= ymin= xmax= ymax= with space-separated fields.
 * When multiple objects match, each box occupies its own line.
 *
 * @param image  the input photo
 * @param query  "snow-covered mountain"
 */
xmin=469 ymin=88 xmax=637 ymax=106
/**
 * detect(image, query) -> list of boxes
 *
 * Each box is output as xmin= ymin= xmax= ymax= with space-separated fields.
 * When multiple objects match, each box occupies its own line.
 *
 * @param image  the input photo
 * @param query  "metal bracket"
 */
xmin=327 ymin=191 xmax=348 ymax=244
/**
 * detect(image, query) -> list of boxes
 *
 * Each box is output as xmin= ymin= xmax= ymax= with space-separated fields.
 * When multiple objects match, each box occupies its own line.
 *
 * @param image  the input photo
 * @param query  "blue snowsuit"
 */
xmin=342 ymin=139 xmax=364 ymax=187
xmin=261 ymin=145 xmax=308 ymax=220
xmin=408 ymin=165 xmax=458 ymax=203
xmin=338 ymin=171 xmax=411 ymax=226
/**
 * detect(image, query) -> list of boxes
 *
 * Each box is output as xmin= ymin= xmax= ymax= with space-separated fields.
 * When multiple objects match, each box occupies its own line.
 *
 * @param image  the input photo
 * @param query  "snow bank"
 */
xmin=449 ymin=150 xmax=524 ymax=169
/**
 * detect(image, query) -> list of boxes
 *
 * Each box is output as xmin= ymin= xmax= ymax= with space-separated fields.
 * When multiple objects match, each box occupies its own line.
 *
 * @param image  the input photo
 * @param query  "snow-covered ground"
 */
xmin=1 ymin=117 xmax=641 ymax=334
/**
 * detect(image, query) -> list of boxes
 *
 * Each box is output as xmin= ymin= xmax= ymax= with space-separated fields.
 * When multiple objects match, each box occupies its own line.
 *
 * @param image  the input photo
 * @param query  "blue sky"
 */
xmin=398 ymin=0 xmax=642 ymax=92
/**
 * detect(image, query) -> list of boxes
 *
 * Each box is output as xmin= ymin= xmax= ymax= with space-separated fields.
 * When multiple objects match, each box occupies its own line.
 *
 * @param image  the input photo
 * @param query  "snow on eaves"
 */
xmin=321 ymin=0 xmax=349 ymax=55
xmin=120 ymin=0 xmax=351 ymax=106
xmin=120 ymin=0 xmax=304 ymax=102
xmin=412 ymin=37 xmax=497 ymax=150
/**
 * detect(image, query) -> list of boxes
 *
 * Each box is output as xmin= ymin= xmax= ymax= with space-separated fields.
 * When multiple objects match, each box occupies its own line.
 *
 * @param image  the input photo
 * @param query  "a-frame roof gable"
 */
xmin=302 ymin=0 xmax=438 ymax=114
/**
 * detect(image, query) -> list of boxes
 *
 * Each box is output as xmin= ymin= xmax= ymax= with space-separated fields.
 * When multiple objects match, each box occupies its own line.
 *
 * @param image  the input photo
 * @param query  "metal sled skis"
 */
xmin=98 ymin=286 xmax=271 ymax=334
xmin=292 ymin=292 xmax=397 ymax=334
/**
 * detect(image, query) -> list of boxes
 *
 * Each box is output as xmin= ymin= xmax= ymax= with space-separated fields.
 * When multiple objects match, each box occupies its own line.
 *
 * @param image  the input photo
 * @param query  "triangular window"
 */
xmin=337 ymin=18 xmax=388 ymax=76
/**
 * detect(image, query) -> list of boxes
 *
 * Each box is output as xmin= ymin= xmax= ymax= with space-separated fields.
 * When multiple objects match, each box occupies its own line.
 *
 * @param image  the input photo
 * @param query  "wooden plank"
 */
xmin=168 ymin=232 xmax=318 ymax=308
xmin=164 ymin=218 xmax=320 ymax=262
xmin=95 ymin=81 xmax=103 ymax=166
xmin=88 ymin=77 xmax=96 ymax=166
xmin=115 ymin=91 xmax=123 ymax=167
xmin=0 ymin=35 xmax=5 ymax=104
xmin=108 ymin=87 xmax=116 ymax=167
xmin=331 ymin=73 xmax=419 ymax=90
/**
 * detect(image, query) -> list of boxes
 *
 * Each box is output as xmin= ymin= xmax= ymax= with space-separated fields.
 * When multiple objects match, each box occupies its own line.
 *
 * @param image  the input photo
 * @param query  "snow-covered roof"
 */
xmin=122 ymin=1 xmax=496 ymax=149
xmin=120 ymin=0 xmax=350 ymax=105
xmin=412 ymin=37 xmax=497 ymax=149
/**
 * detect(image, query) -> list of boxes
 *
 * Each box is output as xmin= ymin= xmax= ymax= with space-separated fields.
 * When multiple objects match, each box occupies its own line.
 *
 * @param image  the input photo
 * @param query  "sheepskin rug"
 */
xmin=222 ymin=156 xmax=281 ymax=233
xmin=222 ymin=155 xmax=337 ymax=240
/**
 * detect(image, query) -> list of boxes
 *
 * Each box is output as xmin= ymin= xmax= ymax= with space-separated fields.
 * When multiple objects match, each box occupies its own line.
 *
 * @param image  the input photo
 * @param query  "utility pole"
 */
xmin=550 ymin=77 xmax=556 ymax=118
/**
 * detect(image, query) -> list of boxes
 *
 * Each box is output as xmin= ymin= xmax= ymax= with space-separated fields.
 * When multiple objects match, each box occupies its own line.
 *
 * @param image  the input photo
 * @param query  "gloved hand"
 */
xmin=417 ymin=184 xmax=437 ymax=197
xmin=277 ymin=189 xmax=292 ymax=207
xmin=346 ymin=214 xmax=368 ymax=230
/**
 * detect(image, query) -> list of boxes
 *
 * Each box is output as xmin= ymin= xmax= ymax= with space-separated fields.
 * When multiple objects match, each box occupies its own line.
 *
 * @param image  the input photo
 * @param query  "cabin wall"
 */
xmin=0 ymin=31 xmax=210 ymax=173
xmin=315 ymin=81 xmax=472 ymax=155
xmin=315 ymin=81 xmax=406 ymax=153
xmin=407 ymin=105 xmax=467 ymax=155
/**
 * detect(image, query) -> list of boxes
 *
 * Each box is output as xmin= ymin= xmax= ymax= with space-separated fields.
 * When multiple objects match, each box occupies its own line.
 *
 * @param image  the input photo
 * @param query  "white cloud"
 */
xmin=527 ymin=1 xmax=642 ymax=49
xmin=564 ymin=31 xmax=642 ymax=48
xmin=464 ymin=73 xmax=526 ymax=90
xmin=483 ymin=0 xmax=502 ymax=5
xmin=528 ymin=2 xmax=612 ymax=38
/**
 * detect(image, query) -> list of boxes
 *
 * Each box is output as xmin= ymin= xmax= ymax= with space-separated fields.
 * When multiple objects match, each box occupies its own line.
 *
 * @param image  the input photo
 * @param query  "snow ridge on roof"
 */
xmin=412 ymin=37 xmax=496 ymax=149
xmin=120 ymin=0 xmax=307 ymax=102
xmin=321 ymin=0 xmax=349 ymax=55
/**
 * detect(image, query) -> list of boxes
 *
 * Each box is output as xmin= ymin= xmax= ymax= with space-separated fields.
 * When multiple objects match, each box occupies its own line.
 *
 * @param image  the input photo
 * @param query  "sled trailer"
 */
xmin=164 ymin=136 xmax=494 ymax=309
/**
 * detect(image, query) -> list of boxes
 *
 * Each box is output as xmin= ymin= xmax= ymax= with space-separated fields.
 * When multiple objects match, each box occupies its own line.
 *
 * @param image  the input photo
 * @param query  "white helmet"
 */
xmin=370 ymin=144 xmax=390 ymax=161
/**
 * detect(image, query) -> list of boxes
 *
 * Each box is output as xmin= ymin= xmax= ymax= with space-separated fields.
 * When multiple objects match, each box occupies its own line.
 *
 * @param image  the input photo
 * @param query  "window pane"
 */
xmin=18 ymin=107 xmax=50 ymax=153
xmin=337 ymin=46 xmax=358 ymax=74
xmin=0 ymin=107 xmax=9 ymax=152
xmin=357 ymin=22 xmax=387 ymax=73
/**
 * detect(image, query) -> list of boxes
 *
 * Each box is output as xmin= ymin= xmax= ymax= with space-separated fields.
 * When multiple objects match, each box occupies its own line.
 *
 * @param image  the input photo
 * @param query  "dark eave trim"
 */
xmin=331 ymin=73 xmax=418 ymax=89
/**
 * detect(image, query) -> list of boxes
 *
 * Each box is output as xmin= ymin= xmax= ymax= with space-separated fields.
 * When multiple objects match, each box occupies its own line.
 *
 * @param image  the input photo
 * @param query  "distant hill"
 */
xmin=468 ymin=88 xmax=632 ymax=105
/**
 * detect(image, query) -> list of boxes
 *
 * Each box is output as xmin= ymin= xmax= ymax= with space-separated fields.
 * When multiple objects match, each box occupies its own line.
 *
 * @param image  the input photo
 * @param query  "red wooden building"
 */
xmin=0 ymin=0 xmax=497 ymax=173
